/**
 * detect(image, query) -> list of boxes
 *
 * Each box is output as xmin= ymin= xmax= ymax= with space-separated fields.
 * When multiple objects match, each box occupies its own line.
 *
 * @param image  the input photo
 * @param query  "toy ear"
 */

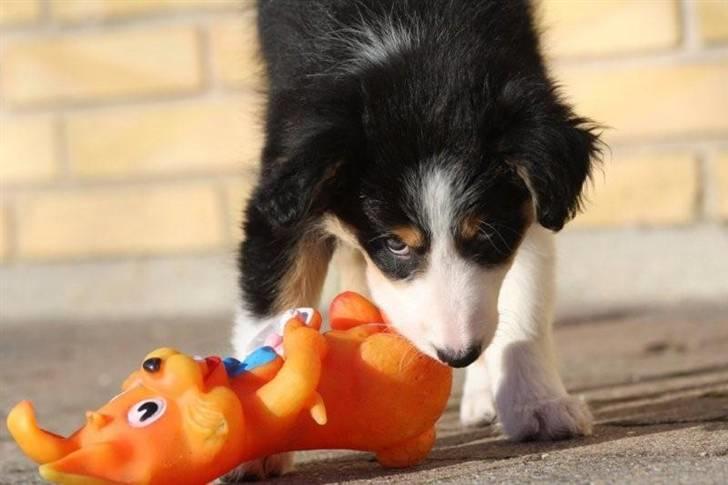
xmin=135 ymin=349 xmax=205 ymax=397
xmin=182 ymin=387 xmax=241 ymax=464
xmin=123 ymin=348 xmax=180 ymax=391
xmin=329 ymin=292 xmax=384 ymax=330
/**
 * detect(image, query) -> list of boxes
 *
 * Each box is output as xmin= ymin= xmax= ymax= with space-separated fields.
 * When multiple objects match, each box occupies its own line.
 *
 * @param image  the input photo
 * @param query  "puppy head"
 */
xmin=333 ymin=160 xmax=531 ymax=366
xmin=327 ymin=75 xmax=600 ymax=367
xmin=252 ymin=33 xmax=600 ymax=367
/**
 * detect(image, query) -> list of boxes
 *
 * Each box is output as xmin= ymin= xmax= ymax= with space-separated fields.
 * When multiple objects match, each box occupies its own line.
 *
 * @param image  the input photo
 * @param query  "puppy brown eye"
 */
xmin=385 ymin=237 xmax=410 ymax=257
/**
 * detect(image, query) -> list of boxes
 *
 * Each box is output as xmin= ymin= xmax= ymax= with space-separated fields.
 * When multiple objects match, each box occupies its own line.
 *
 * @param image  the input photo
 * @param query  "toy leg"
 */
xmin=375 ymin=427 xmax=436 ymax=468
xmin=460 ymin=353 xmax=497 ymax=427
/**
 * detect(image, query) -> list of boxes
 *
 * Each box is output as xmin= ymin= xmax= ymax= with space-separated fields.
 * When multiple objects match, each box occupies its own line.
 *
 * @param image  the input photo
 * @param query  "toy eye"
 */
xmin=127 ymin=398 xmax=166 ymax=427
xmin=385 ymin=237 xmax=410 ymax=257
xmin=142 ymin=357 xmax=162 ymax=373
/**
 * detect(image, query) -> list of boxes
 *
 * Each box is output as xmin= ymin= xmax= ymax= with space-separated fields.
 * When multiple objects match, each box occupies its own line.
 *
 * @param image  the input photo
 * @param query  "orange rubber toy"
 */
xmin=7 ymin=292 xmax=452 ymax=484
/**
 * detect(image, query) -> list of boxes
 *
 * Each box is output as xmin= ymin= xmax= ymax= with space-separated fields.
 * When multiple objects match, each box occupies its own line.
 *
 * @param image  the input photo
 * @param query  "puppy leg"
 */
xmin=218 ymin=455 xmax=294 ymax=483
xmin=479 ymin=224 xmax=592 ymax=440
xmin=228 ymin=220 xmax=334 ymax=481
xmin=460 ymin=354 xmax=497 ymax=427
xmin=232 ymin=222 xmax=334 ymax=356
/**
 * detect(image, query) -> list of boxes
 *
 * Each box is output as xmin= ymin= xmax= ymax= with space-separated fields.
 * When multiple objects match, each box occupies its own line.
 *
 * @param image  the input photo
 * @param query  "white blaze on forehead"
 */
xmin=354 ymin=20 xmax=417 ymax=66
xmin=325 ymin=14 xmax=421 ymax=74
xmin=367 ymin=166 xmax=506 ymax=359
xmin=419 ymin=168 xmax=489 ymax=344
xmin=421 ymin=167 xmax=458 ymax=237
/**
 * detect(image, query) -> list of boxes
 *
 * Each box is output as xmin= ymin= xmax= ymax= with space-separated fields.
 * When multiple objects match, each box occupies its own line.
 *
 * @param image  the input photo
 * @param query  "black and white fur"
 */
xmin=229 ymin=0 xmax=600 ymax=479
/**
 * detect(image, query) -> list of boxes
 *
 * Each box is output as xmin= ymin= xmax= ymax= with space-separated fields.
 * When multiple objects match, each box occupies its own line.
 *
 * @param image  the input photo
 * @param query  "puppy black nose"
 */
xmin=435 ymin=344 xmax=482 ymax=368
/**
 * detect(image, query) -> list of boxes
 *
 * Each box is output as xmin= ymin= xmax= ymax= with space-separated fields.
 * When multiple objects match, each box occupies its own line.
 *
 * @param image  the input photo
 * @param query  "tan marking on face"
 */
xmin=461 ymin=201 xmax=535 ymax=243
xmin=274 ymin=229 xmax=334 ymax=311
xmin=320 ymin=214 xmax=361 ymax=248
xmin=460 ymin=215 xmax=482 ymax=240
xmin=391 ymin=225 xmax=424 ymax=248
xmin=320 ymin=215 xmax=371 ymax=295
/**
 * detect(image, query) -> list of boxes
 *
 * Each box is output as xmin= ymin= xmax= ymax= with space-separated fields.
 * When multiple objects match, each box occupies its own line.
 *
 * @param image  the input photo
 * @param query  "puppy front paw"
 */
xmin=219 ymin=452 xmax=294 ymax=482
xmin=499 ymin=394 xmax=592 ymax=441
xmin=459 ymin=389 xmax=497 ymax=428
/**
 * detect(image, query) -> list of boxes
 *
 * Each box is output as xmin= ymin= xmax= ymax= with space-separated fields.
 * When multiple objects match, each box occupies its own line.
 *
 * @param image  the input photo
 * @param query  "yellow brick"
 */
xmin=696 ymin=0 xmax=728 ymax=44
xmin=66 ymin=96 xmax=263 ymax=178
xmin=226 ymin=174 xmax=259 ymax=241
xmin=554 ymin=62 xmax=728 ymax=143
xmin=0 ymin=204 xmax=8 ymax=262
xmin=572 ymin=153 xmax=698 ymax=227
xmin=0 ymin=0 xmax=41 ymax=26
xmin=16 ymin=185 xmax=224 ymax=259
xmin=539 ymin=0 xmax=680 ymax=58
xmin=51 ymin=0 xmax=241 ymax=22
xmin=0 ymin=115 xmax=57 ymax=184
xmin=210 ymin=13 xmax=262 ymax=89
xmin=0 ymin=27 xmax=201 ymax=106
xmin=716 ymin=152 xmax=728 ymax=220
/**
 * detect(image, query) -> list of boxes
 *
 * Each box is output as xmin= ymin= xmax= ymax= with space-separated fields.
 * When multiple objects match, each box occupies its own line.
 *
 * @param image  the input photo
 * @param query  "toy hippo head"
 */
xmin=6 ymin=347 xmax=262 ymax=484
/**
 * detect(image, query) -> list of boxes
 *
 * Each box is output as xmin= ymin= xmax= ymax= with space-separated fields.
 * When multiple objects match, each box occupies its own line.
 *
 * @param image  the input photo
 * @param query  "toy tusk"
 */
xmin=6 ymin=401 xmax=79 ymax=464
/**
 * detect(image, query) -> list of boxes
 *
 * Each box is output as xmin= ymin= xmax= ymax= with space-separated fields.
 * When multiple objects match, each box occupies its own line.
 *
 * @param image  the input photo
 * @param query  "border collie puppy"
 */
xmin=230 ymin=0 xmax=600 ymax=479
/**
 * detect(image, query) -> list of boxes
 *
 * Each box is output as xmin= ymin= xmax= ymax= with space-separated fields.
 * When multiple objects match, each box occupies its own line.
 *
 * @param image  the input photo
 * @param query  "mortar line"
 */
xmin=550 ymin=44 xmax=728 ymax=70
xmin=693 ymin=148 xmax=708 ymax=223
xmin=1 ymin=198 xmax=18 ymax=262
xmin=197 ymin=18 xmax=220 ymax=93
xmin=601 ymin=138 xmax=728 ymax=154
xmin=0 ymin=86 xmax=261 ymax=115
xmin=0 ymin=246 xmax=238 ymax=269
xmin=679 ymin=0 xmax=702 ymax=52
xmin=195 ymin=22 xmax=214 ymax=94
xmin=0 ymin=168 xmax=260 ymax=195
xmin=701 ymin=149 xmax=721 ymax=222
xmin=0 ymin=3 xmax=247 ymax=38
xmin=215 ymin=179 xmax=234 ymax=248
xmin=39 ymin=0 xmax=51 ymax=25
xmin=53 ymin=111 xmax=72 ymax=182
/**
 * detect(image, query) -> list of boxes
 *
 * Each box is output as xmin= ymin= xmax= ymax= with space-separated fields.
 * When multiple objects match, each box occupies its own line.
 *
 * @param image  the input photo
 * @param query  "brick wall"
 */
xmin=0 ymin=0 xmax=727 ymax=267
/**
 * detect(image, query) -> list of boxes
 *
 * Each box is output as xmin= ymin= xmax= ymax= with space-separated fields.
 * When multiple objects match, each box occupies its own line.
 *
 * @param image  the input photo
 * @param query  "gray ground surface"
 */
xmin=2 ymin=308 xmax=727 ymax=484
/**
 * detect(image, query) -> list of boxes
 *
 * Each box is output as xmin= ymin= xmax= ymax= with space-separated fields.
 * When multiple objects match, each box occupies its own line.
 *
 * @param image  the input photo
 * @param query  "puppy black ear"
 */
xmin=503 ymin=85 xmax=601 ymax=231
xmin=516 ymin=115 xmax=600 ymax=231
xmin=250 ymin=125 xmax=352 ymax=230
xmin=247 ymin=81 xmax=363 ymax=231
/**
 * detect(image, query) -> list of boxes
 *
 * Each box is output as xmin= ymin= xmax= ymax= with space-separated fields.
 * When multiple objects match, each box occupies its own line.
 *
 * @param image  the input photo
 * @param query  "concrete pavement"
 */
xmin=1 ymin=308 xmax=727 ymax=484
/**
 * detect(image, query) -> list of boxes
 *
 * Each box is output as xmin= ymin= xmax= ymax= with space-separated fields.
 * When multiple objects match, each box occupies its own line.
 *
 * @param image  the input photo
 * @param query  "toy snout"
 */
xmin=85 ymin=411 xmax=112 ymax=430
xmin=6 ymin=400 xmax=80 ymax=465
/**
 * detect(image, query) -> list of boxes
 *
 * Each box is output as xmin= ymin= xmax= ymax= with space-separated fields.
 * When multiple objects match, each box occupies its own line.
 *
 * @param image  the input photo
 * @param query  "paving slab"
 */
xmin=1 ymin=310 xmax=727 ymax=484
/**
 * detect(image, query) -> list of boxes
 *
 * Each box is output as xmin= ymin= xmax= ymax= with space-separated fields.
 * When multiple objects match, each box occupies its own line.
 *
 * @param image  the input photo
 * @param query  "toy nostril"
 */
xmin=86 ymin=411 xmax=111 ymax=428
xmin=435 ymin=344 xmax=482 ymax=368
xmin=142 ymin=357 xmax=162 ymax=373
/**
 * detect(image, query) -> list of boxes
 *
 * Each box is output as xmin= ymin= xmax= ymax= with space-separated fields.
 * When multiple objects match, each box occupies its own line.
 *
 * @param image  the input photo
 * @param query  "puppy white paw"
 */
xmin=459 ymin=389 xmax=497 ymax=427
xmin=500 ymin=394 xmax=592 ymax=441
xmin=218 ymin=452 xmax=294 ymax=482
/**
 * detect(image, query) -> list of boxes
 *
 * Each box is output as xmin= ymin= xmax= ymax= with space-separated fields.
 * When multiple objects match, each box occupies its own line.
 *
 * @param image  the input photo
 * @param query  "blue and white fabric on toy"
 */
xmin=223 ymin=346 xmax=279 ymax=378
